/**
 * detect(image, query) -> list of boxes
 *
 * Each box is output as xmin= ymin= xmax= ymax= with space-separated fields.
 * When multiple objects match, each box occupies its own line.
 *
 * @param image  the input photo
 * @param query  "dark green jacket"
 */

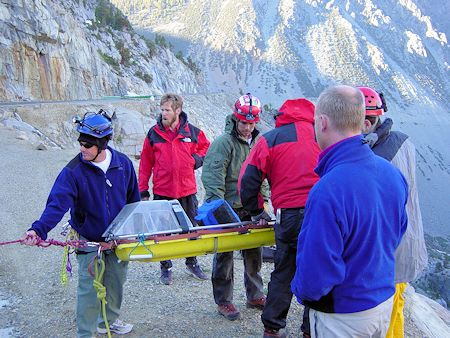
xmin=202 ymin=114 xmax=269 ymax=209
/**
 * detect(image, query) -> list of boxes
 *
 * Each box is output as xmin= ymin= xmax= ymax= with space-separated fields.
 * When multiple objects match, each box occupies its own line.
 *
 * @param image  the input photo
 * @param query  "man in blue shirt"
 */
xmin=292 ymin=85 xmax=407 ymax=337
xmin=22 ymin=111 xmax=140 ymax=338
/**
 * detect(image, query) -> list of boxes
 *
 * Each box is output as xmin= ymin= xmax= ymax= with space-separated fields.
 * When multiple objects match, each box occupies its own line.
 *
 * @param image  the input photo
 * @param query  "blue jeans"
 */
xmin=76 ymin=250 xmax=128 ymax=338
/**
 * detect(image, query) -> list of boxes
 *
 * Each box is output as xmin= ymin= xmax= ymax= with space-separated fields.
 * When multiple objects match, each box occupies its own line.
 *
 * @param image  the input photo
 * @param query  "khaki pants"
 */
xmin=386 ymin=282 xmax=407 ymax=338
xmin=309 ymin=296 xmax=394 ymax=338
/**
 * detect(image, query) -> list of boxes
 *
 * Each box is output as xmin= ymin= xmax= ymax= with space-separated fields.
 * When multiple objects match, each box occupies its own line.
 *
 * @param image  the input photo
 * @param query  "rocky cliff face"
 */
xmin=0 ymin=0 xmax=201 ymax=101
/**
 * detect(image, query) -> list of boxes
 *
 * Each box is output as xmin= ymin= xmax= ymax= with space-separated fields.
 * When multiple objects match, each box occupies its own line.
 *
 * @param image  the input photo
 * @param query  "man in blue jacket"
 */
xmin=292 ymin=85 xmax=408 ymax=337
xmin=21 ymin=110 xmax=140 ymax=338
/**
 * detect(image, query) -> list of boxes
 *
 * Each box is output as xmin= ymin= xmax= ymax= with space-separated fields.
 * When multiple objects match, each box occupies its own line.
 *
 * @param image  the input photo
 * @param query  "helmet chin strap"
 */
xmin=90 ymin=148 xmax=102 ymax=162
xmin=90 ymin=139 xmax=107 ymax=162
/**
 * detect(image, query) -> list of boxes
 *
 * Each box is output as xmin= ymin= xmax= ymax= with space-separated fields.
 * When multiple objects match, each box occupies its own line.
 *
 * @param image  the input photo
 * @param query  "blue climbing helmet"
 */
xmin=74 ymin=109 xmax=113 ymax=138
xmin=73 ymin=110 xmax=114 ymax=155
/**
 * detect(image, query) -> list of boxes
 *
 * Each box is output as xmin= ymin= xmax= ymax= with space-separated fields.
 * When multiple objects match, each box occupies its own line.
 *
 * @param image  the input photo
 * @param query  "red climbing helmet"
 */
xmin=358 ymin=86 xmax=388 ymax=116
xmin=234 ymin=93 xmax=261 ymax=122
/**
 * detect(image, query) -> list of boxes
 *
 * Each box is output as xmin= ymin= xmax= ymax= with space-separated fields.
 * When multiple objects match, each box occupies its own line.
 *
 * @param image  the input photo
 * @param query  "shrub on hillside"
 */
xmin=95 ymin=0 xmax=132 ymax=31
xmin=143 ymin=37 xmax=157 ymax=58
xmin=115 ymin=40 xmax=131 ymax=66
xmin=97 ymin=49 xmax=120 ymax=74
xmin=155 ymin=33 xmax=169 ymax=49
xmin=135 ymin=71 xmax=153 ymax=84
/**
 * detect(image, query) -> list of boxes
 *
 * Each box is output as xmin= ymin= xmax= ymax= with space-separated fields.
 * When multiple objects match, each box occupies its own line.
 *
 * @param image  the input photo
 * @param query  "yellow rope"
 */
xmin=60 ymin=245 xmax=69 ymax=285
xmin=93 ymin=254 xmax=111 ymax=338
xmin=60 ymin=228 xmax=78 ymax=286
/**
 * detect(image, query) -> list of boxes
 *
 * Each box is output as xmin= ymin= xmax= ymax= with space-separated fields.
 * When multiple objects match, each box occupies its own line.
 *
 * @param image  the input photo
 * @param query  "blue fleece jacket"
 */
xmin=291 ymin=135 xmax=408 ymax=313
xmin=31 ymin=147 xmax=140 ymax=242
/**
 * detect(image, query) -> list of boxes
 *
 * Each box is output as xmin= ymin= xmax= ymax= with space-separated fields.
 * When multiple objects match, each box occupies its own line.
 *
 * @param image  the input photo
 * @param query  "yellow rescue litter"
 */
xmin=115 ymin=226 xmax=275 ymax=262
xmin=102 ymin=200 xmax=275 ymax=262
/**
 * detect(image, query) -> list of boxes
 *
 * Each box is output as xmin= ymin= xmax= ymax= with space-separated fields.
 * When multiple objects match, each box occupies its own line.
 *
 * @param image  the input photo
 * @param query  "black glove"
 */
xmin=251 ymin=210 xmax=271 ymax=222
xmin=140 ymin=191 xmax=150 ymax=200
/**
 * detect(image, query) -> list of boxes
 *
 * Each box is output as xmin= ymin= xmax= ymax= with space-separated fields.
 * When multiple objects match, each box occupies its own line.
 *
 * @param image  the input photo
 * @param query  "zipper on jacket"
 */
xmin=105 ymin=173 xmax=111 ymax=222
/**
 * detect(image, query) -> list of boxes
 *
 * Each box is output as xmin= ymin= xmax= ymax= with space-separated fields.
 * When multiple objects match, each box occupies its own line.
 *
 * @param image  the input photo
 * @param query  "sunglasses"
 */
xmin=79 ymin=141 xmax=96 ymax=149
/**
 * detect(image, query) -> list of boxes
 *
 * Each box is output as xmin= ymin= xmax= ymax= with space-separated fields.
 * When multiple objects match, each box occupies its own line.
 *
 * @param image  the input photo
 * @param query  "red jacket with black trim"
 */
xmin=138 ymin=112 xmax=210 ymax=199
xmin=239 ymin=99 xmax=320 ymax=213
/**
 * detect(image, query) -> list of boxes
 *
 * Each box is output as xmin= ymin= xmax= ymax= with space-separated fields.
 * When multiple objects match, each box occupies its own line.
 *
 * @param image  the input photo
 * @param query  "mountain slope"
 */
xmin=112 ymin=0 xmax=449 ymax=108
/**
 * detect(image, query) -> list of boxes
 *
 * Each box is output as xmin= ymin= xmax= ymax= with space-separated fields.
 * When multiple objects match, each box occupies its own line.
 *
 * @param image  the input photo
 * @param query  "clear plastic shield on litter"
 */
xmin=102 ymin=200 xmax=194 ymax=241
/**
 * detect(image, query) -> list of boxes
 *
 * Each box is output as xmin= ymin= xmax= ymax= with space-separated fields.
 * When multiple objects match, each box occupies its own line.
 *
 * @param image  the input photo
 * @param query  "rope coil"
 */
xmin=92 ymin=254 xmax=111 ymax=338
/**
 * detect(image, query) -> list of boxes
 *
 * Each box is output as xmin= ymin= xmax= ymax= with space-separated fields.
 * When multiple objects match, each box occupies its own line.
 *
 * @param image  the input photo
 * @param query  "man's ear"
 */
xmin=175 ymin=107 xmax=182 ymax=116
xmin=319 ymin=114 xmax=328 ymax=132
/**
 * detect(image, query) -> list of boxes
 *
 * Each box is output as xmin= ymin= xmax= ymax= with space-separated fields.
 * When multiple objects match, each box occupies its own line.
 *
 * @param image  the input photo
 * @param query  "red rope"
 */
xmin=0 ymin=239 xmax=23 ymax=246
xmin=0 ymin=224 xmax=273 ymax=248
xmin=0 ymin=238 xmax=88 ymax=248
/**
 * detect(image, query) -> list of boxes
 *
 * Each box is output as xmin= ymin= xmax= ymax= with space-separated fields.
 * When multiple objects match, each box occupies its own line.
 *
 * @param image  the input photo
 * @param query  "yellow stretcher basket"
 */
xmin=103 ymin=200 xmax=275 ymax=262
xmin=115 ymin=226 xmax=275 ymax=262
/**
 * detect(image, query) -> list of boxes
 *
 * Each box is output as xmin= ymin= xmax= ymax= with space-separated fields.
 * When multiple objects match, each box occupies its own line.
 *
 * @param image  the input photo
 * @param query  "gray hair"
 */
xmin=160 ymin=93 xmax=183 ymax=111
xmin=316 ymin=85 xmax=365 ymax=133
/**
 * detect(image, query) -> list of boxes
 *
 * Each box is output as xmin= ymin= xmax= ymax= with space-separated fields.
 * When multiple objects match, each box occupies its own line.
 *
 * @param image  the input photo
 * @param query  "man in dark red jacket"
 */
xmin=239 ymin=98 xmax=320 ymax=337
xmin=139 ymin=93 xmax=210 ymax=285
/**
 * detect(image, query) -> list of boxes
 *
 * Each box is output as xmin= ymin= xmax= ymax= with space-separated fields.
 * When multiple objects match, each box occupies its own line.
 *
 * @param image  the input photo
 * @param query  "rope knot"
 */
xmin=93 ymin=279 xmax=107 ymax=300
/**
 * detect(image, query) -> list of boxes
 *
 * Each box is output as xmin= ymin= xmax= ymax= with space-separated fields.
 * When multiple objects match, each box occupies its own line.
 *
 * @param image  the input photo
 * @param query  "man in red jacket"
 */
xmin=138 ymin=93 xmax=210 ymax=285
xmin=239 ymin=98 xmax=320 ymax=337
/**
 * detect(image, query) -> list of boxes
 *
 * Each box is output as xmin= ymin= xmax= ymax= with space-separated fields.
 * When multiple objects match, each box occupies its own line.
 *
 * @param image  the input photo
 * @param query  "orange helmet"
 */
xmin=234 ymin=93 xmax=261 ymax=122
xmin=358 ymin=86 xmax=388 ymax=116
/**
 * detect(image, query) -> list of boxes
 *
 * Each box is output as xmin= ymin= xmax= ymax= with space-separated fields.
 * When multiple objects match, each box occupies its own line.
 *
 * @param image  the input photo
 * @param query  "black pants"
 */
xmin=212 ymin=208 xmax=264 ymax=305
xmin=153 ymin=194 xmax=198 ymax=269
xmin=261 ymin=207 xmax=305 ymax=330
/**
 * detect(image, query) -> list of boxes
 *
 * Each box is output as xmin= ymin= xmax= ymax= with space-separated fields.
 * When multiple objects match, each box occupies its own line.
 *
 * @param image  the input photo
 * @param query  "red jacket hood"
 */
xmin=275 ymin=98 xmax=315 ymax=127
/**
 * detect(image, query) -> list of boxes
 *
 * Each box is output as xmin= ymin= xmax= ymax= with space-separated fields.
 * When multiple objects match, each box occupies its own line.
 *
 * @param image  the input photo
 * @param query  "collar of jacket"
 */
xmin=373 ymin=118 xmax=393 ymax=146
xmin=315 ymin=135 xmax=371 ymax=177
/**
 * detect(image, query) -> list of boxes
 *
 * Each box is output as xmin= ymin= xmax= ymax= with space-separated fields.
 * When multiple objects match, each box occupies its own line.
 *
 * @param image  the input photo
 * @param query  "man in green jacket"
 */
xmin=202 ymin=93 xmax=270 ymax=321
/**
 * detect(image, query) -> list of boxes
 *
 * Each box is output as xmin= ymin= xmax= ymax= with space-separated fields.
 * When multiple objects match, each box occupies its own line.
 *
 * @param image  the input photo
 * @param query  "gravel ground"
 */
xmin=0 ymin=125 xmax=433 ymax=337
